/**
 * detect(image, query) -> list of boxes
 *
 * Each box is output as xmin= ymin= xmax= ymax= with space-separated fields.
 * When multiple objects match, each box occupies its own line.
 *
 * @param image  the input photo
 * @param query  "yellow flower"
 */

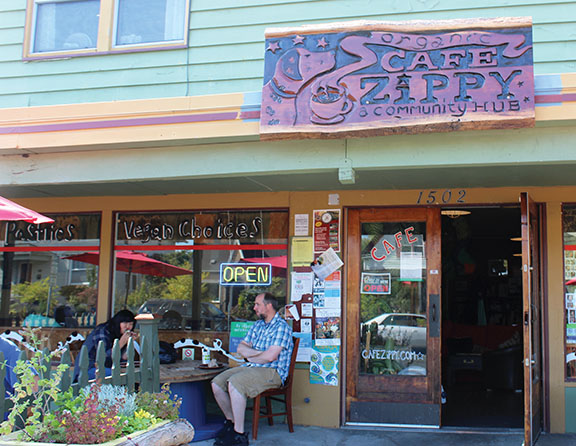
xmin=134 ymin=409 xmax=152 ymax=419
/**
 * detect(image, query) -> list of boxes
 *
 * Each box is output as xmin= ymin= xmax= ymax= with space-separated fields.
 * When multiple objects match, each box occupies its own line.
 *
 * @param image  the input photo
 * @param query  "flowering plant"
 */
xmin=0 ymin=329 xmax=182 ymax=444
xmin=0 ymin=328 xmax=69 ymax=442
xmin=32 ymin=383 xmax=181 ymax=444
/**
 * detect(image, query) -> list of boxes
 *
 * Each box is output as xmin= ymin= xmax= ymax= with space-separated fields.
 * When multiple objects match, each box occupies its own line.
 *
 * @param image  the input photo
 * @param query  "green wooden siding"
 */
xmin=0 ymin=0 xmax=575 ymax=108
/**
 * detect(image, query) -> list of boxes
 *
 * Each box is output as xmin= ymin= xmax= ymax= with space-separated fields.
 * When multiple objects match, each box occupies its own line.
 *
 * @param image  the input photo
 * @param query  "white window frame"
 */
xmin=24 ymin=0 xmax=190 ymax=60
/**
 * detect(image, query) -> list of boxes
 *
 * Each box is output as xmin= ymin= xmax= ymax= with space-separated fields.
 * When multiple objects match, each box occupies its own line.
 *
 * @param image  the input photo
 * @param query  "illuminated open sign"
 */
xmin=219 ymin=263 xmax=272 ymax=286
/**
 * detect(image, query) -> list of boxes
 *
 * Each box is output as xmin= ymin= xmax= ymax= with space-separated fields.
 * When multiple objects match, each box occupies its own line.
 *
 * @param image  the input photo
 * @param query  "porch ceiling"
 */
xmin=2 ymin=163 xmax=576 ymax=199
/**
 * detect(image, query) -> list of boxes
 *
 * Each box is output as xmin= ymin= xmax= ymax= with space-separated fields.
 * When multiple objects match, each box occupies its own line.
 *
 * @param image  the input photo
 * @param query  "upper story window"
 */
xmin=24 ymin=0 xmax=189 ymax=59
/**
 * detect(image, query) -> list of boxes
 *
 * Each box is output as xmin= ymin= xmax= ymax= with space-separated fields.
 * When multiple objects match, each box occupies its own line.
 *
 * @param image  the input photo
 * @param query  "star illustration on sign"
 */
xmin=317 ymin=37 xmax=329 ymax=48
xmin=292 ymin=35 xmax=305 ymax=45
xmin=397 ymin=74 xmax=410 ymax=86
xmin=524 ymin=96 xmax=531 ymax=102
xmin=267 ymin=41 xmax=281 ymax=53
xmin=518 ymin=81 xmax=524 ymax=87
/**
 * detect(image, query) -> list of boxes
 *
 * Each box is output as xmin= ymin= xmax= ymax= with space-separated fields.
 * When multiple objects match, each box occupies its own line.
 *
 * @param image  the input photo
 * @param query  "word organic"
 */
xmin=261 ymin=17 xmax=534 ymax=139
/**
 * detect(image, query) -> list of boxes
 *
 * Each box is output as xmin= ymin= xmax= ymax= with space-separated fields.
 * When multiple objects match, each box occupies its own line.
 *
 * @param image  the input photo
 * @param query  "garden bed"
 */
xmin=0 ymin=419 xmax=194 ymax=446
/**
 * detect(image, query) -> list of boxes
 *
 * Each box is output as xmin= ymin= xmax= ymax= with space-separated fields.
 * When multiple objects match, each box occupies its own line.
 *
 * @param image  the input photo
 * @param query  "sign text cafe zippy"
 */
xmin=260 ymin=17 xmax=535 ymax=139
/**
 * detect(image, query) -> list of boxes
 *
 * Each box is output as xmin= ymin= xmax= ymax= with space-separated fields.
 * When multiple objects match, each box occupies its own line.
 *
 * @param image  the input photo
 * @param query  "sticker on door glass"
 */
xmin=361 ymin=272 xmax=391 ymax=295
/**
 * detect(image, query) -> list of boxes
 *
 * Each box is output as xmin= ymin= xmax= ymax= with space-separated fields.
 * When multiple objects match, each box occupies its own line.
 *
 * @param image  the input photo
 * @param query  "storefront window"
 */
xmin=0 ymin=214 xmax=101 ymax=328
xmin=563 ymin=205 xmax=576 ymax=379
xmin=112 ymin=210 xmax=288 ymax=331
xmin=360 ymin=221 xmax=427 ymax=376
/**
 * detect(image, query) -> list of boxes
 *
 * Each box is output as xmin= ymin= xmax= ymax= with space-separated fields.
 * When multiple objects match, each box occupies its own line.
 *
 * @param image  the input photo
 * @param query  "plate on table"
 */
xmin=198 ymin=363 xmax=224 ymax=370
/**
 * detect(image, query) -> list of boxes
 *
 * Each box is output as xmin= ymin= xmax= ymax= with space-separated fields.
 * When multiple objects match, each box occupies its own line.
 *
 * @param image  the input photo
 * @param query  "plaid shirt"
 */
xmin=82 ymin=322 xmax=115 ymax=367
xmin=242 ymin=312 xmax=293 ymax=383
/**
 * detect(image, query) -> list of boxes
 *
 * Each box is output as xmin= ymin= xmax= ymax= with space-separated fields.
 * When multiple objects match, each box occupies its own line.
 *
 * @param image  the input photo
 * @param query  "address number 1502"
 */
xmin=416 ymin=189 xmax=467 ymax=204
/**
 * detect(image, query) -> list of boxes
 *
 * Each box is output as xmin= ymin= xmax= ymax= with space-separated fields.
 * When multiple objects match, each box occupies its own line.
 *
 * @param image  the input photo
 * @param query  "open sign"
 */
xmin=220 ymin=263 xmax=272 ymax=286
xmin=361 ymin=272 xmax=391 ymax=295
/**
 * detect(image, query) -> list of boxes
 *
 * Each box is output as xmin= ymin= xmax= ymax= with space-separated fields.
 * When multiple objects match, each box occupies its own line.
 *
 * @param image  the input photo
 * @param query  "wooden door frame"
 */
xmin=345 ymin=207 xmax=441 ymax=423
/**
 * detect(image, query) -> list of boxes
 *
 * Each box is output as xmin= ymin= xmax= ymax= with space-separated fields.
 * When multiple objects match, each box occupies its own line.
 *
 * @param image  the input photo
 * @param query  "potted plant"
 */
xmin=0 ymin=329 xmax=193 ymax=445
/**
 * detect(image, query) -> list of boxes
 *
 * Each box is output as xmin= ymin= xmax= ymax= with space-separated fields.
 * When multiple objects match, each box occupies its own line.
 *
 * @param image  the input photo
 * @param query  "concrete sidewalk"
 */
xmin=190 ymin=424 xmax=576 ymax=446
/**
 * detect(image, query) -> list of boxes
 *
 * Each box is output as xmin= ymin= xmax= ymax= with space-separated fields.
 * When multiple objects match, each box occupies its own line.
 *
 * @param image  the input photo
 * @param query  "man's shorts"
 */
xmin=212 ymin=366 xmax=282 ymax=398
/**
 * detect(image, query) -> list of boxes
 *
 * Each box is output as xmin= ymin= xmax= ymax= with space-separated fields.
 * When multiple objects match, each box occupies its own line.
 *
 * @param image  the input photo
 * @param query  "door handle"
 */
xmin=429 ymin=294 xmax=440 ymax=338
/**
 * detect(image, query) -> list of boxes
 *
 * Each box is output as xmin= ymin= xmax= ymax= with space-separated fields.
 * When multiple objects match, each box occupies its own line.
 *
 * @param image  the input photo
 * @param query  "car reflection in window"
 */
xmin=138 ymin=299 xmax=230 ymax=331
xmin=362 ymin=313 xmax=427 ymax=354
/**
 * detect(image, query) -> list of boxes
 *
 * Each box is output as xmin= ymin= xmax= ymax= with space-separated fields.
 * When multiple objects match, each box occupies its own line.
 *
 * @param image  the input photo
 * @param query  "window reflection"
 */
xmin=359 ymin=221 xmax=427 ymax=376
xmin=0 ymin=214 xmax=101 ymax=328
xmin=113 ymin=210 xmax=288 ymax=332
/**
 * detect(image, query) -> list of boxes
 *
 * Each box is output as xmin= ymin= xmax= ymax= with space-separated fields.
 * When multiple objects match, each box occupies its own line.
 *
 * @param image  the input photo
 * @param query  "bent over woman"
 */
xmin=74 ymin=309 xmax=137 ymax=380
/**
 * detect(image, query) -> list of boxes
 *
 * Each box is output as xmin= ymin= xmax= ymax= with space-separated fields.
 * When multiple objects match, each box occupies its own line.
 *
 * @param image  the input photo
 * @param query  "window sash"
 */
xmin=25 ymin=0 xmax=189 ymax=58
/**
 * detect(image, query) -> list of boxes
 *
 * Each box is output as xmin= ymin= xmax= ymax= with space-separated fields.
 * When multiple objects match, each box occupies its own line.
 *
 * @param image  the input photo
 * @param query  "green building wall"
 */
xmin=0 ymin=0 xmax=575 ymax=108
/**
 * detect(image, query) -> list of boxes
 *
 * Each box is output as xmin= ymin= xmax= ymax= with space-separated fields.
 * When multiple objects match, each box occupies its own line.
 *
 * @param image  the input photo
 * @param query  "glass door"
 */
xmin=520 ymin=192 xmax=543 ymax=445
xmin=346 ymin=208 xmax=441 ymax=425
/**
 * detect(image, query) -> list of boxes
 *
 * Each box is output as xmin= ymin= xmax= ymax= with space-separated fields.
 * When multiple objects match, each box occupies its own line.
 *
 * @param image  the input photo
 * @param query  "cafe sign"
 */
xmin=260 ymin=17 xmax=534 ymax=139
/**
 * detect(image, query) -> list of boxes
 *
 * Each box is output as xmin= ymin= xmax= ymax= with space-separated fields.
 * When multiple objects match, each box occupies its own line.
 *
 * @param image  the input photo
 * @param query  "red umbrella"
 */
xmin=241 ymin=255 xmax=287 ymax=278
xmin=0 ymin=196 xmax=54 ymax=224
xmin=241 ymin=256 xmax=287 ymax=269
xmin=566 ymin=278 xmax=576 ymax=286
xmin=64 ymin=250 xmax=193 ymax=307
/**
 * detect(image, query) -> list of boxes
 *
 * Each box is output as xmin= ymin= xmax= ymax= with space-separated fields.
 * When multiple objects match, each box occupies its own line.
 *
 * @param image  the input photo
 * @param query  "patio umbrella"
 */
xmin=241 ymin=256 xmax=287 ymax=269
xmin=0 ymin=195 xmax=54 ymax=224
xmin=241 ymin=255 xmax=287 ymax=277
xmin=566 ymin=278 xmax=576 ymax=286
xmin=64 ymin=250 xmax=193 ymax=307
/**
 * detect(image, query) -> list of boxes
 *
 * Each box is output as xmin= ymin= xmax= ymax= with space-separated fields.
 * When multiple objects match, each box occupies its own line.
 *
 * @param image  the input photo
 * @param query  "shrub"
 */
xmin=0 ymin=330 xmax=181 ymax=444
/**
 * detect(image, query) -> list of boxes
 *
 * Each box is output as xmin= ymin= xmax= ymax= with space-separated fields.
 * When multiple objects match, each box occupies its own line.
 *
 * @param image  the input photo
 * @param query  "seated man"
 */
xmin=211 ymin=293 xmax=293 ymax=446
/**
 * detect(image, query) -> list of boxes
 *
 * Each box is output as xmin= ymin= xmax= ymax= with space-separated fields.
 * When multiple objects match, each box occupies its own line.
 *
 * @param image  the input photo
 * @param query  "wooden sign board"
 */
xmin=260 ymin=17 xmax=535 ymax=140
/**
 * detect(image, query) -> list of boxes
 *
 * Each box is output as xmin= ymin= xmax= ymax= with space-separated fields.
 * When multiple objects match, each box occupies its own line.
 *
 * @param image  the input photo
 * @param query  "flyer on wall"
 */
xmin=314 ymin=308 xmax=341 ymax=346
xmin=291 ymin=271 xmax=314 ymax=302
xmin=294 ymin=332 xmax=312 ymax=362
xmin=310 ymin=345 xmax=339 ymax=386
xmin=311 ymin=247 xmax=344 ymax=280
xmin=313 ymin=209 xmax=340 ymax=253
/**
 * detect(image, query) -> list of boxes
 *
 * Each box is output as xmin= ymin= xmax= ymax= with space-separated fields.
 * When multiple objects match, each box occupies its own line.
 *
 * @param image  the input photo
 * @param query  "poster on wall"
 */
xmin=229 ymin=321 xmax=255 ymax=352
xmin=313 ymin=210 xmax=340 ymax=253
xmin=300 ymin=318 xmax=312 ymax=333
xmin=567 ymin=323 xmax=576 ymax=344
xmin=565 ymin=250 xmax=576 ymax=279
xmin=566 ymin=293 xmax=576 ymax=344
xmin=310 ymin=345 xmax=339 ymax=386
xmin=314 ymin=308 xmax=341 ymax=346
xmin=291 ymin=237 xmax=314 ymax=267
xmin=294 ymin=332 xmax=312 ymax=362
xmin=294 ymin=214 xmax=309 ymax=237
xmin=311 ymin=247 xmax=344 ymax=280
xmin=314 ymin=271 xmax=341 ymax=308
xmin=291 ymin=271 xmax=314 ymax=302
xmin=566 ymin=293 xmax=575 ymax=310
